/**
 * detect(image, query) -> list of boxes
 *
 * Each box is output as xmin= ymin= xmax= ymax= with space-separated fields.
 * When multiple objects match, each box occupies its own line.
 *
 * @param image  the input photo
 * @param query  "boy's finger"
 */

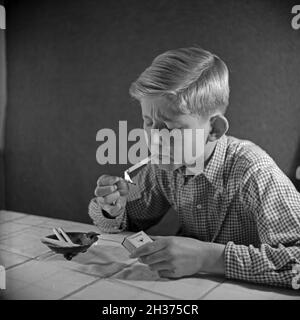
xmin=96 ymin=196 xmax=105 ymax=202
xmin=149 ymin=262 xmax=174 ymax=272
xmin=97 ymin=196 xmax=117 ymax=208
xmin=97 ymin=175 xmax=120 ymax=186
xmin=130 ymin=238 xmax=167 ymax=258
xmin=158 ymin=270 xmax=176 ymax=279
xmin=139 ymin=249 xmax=167 ymax=265
xmin=94 ymin=185 xmax=118 ymax=197
xmin=116 ymin=177 xmax=129 ymax=189
xmin=150 ymin=236 xmax=163 ymax=240
xmin=103 ymin=191 xmax=120 ymax=204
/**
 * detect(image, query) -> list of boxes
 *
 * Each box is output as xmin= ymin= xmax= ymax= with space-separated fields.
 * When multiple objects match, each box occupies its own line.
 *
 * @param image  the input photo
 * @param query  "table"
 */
xmin=0 ymin=210 xmax=299 ymax=300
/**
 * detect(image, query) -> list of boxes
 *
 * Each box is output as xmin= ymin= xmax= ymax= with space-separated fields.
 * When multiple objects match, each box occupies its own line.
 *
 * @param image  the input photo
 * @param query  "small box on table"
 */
xmin=122 ymin=231 xmax=153 ymax=254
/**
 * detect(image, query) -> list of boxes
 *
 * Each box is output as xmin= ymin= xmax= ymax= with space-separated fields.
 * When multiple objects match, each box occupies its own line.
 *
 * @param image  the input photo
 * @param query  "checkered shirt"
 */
xmin=89 ymin=135 xmax=300 ymax=289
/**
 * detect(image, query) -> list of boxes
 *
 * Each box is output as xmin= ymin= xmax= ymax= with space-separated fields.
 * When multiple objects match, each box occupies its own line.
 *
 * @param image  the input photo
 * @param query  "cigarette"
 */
xmin=124 ymin=155 xmax=157 ymax=185
xmin=41 ymin=237 xmax=75 ymax=247
xmin=58 ymin=227 xmax=74 ymax=245
xmin=53 ymin=228 xmax=65 ymax=242
xmin=126 ymin=155 xmax=155 ymax=174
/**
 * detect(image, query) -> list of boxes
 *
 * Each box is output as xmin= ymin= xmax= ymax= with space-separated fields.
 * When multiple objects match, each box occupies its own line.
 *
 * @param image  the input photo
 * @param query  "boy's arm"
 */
xmin=88 ymin=164 xmax=171 ymax=233
xmin=224 ymin=163 xmax=300 ymax=289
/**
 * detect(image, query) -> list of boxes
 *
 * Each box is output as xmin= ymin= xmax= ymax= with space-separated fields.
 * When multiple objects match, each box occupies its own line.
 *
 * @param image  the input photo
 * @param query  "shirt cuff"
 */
xmin=88 ymin=198 xmax=126 ymax=233
xmin=224 ymin=241 xmax=253 ymax=280
xmin=224 ymin=241 xmax=242 ymax=279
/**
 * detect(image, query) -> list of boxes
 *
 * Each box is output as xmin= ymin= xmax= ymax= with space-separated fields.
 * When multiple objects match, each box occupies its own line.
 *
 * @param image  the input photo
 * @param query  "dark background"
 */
xmin=2 ymin=0 xmax=300 ymax=224
xmin=0 ymin=0 xmax=6 ymax=209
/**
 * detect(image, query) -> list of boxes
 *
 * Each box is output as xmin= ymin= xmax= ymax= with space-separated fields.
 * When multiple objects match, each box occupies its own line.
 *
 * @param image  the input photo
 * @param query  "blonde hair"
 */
xmin=129 ymin=46 xmax=229 ymax=117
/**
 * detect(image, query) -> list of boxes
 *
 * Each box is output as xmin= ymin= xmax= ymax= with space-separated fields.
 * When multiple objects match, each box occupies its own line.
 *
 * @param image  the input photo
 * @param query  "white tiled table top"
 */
xmin=0 ymin=210 xmax=299 ymax=300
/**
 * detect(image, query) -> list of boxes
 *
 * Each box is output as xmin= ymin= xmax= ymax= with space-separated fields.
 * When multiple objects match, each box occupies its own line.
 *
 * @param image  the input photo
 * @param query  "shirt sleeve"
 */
xmin=88 ymin=164 xmax=171 ymax=233
xmin=224 ymin=162 xmax=300 ymax=289
xmin=88 ymin=197 xmax=126 ymax=233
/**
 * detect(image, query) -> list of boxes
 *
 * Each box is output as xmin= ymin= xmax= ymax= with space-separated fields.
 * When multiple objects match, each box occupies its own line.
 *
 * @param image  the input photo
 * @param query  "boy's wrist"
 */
xmin=200 ymin=242 xmax=225 ymax=276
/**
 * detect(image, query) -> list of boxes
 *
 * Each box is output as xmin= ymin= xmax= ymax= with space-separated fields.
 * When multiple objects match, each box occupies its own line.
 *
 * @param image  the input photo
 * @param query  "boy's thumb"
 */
xmin=150 ymin=235 xmax=163 ymax=241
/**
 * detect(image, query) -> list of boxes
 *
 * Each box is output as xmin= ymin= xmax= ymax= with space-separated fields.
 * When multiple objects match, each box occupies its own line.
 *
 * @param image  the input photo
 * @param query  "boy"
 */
xmin=89 ymin=47 xmax=300 ymax=289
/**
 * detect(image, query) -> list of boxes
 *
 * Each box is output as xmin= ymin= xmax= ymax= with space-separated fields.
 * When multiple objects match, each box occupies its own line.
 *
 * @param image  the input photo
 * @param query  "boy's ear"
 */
xmin=207 ymin=115 xmax=229 ymax=142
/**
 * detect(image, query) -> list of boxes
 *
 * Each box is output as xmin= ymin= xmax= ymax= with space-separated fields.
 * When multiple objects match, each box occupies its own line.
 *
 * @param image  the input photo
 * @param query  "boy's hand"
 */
xmin=94 ymin=175 xmax=129 ymax=217
xmin=129 ymin=236 xmax=225 ymax=278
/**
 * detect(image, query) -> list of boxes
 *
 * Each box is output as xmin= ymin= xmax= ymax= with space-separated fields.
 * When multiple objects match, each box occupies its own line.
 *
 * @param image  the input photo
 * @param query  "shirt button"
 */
xmin=196 ymin=204 xmax=202 ymax=209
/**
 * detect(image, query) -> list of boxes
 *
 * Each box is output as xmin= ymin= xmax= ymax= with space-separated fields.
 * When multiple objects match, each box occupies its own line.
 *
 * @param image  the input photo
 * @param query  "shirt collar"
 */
xmin=175 ymin=134 xmax=227 ymax=189
xmin=202 ymin=134 xmax=227 ymax=189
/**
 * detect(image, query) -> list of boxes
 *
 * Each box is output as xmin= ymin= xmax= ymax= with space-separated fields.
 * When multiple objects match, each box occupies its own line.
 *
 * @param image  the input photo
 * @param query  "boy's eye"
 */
xmin=144 ymin=121 xmax=153 ymax=127
xmin=166 ymin=126 xmax=183 ymax=131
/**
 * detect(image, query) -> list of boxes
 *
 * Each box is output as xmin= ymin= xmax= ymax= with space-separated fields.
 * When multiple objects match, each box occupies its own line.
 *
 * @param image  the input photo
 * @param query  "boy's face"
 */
xmin=140 ymin=96 xmax=210 ymax=172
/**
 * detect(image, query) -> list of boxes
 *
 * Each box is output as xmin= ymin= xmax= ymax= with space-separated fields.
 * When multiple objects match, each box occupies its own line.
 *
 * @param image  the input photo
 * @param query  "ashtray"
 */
xmin=41 ymin=231 xmax=100 ymax=260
